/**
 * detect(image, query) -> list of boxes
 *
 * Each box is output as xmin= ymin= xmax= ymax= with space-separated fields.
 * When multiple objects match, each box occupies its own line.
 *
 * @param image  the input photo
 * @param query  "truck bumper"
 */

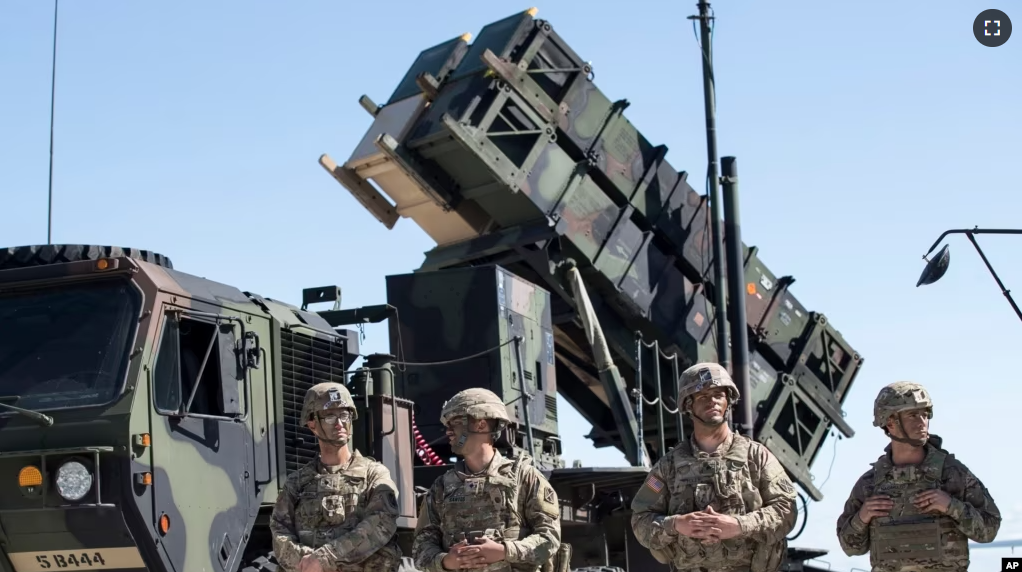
xmin=0 ymin=506 xmax=147 ymax=572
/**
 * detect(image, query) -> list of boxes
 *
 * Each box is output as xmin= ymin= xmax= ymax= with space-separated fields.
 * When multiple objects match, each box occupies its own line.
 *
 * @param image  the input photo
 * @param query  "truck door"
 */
xmin=146 ymin=304 xmax=256 ymax=572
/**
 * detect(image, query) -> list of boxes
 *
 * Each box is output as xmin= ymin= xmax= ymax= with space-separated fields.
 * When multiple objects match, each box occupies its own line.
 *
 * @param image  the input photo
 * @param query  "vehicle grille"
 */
xmin=280 ymin=328 xmax=350 ymax=474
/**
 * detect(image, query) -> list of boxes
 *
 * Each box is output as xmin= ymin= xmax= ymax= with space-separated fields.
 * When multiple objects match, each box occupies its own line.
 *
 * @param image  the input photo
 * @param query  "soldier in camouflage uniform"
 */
xmin=630 ymin=362 xmax=798 ymax=572
xmin=270 ymin=382 xmax=402 ymax=572
xmin=412 ymin=388 xmax=562 ymax=572
xmin=835 ymin=381 xmax=1001 ymax=571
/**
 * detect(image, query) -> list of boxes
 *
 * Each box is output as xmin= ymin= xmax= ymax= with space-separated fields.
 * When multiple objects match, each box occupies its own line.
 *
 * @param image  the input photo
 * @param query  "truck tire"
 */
xmin=0 ymin=244 xmax=173 ymax=270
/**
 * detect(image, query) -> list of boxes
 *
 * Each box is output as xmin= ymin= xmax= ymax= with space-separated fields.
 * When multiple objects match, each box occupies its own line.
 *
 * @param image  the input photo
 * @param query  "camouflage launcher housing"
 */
xmin=0 ymin=8 xmax=862 ymax=572
xmin=322 ymin=7 xmax=863 ymax=502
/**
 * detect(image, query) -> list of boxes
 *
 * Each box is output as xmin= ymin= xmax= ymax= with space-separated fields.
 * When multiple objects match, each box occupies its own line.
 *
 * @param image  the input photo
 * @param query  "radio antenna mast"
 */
xmin=47 ymin=0 xmax=59 ymax=244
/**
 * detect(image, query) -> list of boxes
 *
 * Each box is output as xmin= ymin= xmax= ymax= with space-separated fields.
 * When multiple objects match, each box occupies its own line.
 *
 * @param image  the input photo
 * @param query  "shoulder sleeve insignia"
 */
xmin=645 ymin=475 xmax=665 ymax=494
xmin=543 ymin=486 xmax=555 ymax=505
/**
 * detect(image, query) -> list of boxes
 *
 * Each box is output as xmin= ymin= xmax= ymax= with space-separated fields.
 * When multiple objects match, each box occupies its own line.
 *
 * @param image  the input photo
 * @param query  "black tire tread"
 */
xmin=0 ymin=244 xmax=173 ymax=270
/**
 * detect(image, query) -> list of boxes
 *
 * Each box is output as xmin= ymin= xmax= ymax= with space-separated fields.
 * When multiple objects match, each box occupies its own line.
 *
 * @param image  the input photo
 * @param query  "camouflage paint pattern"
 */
xmin=269 ymin=451 xmax=402 ymax=572
xmin=835 ymin=438 xmax=1001 ymax=571
xmin=440 ymin=388 xmax=512 ymax=428
xmin=335 ymin=8 xmax=864 ymax=479
xmin=384 ymin=266 xmax=559 ymax=469
xmin=557 ymin=79 xmax=615 ymax=155
xmin=630 ymin=432 xmax=798 ymax=572
xmin=0 ymin=245 xmax=360 ymax=572
xmin=412 ymin=449 xmax=561 ymax=572
xmin=872 ymin=381 xmax=933 ymax=428
xmin=676 ymin=362 xmax=740 ymax=407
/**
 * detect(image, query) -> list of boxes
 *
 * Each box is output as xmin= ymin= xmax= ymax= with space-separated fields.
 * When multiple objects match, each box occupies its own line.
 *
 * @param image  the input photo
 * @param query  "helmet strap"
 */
xmin=887 ymin=413 xmax=927 ymax=448
xmin=685 ymin=397 xmax=730 ymax=428
xmin=449 ymin=418 xmax=501 ymax=454
xmin=312 ymin=416 xmax=352 ymax=448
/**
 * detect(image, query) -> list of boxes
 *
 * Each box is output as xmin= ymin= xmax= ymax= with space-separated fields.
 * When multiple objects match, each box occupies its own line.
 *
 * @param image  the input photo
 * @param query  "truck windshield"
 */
xmin=0 ymin=278 xmax=141 ymax=411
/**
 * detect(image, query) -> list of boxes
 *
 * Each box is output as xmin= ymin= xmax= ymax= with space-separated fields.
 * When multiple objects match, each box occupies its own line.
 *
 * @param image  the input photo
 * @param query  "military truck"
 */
xmin=0 ymin=8 xmax=862 ymax=572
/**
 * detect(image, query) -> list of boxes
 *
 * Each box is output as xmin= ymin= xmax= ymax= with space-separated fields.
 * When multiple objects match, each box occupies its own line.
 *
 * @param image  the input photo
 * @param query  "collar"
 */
xmin=455 ymin=449 xmax=505 ymax=477
xmin=689 ymin=430 xmax=735 ymax=458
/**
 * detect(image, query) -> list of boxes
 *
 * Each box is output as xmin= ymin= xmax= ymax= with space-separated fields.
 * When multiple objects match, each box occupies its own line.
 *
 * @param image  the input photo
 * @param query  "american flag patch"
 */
xmin=645 ymin=476 xmax=664 ymax=493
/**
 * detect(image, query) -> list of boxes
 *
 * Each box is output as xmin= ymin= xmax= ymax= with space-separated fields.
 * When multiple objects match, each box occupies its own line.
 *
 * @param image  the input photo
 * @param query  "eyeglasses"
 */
xmin=318 ymin=410 xmax=353 ymax=424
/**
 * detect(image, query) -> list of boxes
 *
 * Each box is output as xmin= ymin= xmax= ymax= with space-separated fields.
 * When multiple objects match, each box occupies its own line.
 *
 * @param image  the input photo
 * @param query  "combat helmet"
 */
xmin=677 ymin=362 xmax=740 ymax=408
xmin=873 ymin=381 xmax=932 ymax=428
xmin=301 ymin=381 xmax=358 ymax=423
xmin=440 ymin=388 xmax=511 ymax=435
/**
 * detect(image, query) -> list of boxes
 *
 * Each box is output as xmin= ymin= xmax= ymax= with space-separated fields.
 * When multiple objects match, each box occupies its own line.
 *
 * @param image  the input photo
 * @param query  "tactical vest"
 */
xmin=652 ymin=435 xmax=784 ymax=572
xmin=292 ymin=456 xmax=401 ymax=572
xmin=437 ymin=454 xmax=538 ymax=572
xmin=867 ymin=448 xmax=969 ymax=572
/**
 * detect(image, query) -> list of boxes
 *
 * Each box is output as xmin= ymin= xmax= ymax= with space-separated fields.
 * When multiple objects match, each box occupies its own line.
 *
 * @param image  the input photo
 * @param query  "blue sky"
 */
xmin=2 ymin=1 xmax=1019 ymax=570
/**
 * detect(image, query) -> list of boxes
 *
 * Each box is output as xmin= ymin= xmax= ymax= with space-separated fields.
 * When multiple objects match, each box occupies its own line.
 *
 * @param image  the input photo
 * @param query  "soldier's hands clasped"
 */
xmin=913 ymin=489 xmax=952 ymax=514
xmin=441 ymin=537 xmax=507 ymax=570
xmin=857 ymin=494 xmax=894 ymax=524
xmin=298 ymin=554 xmax=324 ymax=572
xmin=698 ymin=506 xmax=742 ymax=540
xmin=671 ymin=513 xmax=723 ymax=539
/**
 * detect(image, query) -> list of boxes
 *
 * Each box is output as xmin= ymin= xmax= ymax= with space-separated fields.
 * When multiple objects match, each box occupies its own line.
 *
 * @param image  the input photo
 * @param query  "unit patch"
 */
xmin=538 ymin=484 xmax=559 ymax=516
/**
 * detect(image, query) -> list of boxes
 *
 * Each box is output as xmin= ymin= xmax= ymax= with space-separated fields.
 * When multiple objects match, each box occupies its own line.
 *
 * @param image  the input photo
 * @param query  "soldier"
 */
xmin=631 ymin=362 xmax=798 ymax=572
xmin=412 ymin=388 xmax=563 ymax=572
xmin=270 ymin=382 xmax=402 ymax=572
xmin=835 ymin=381 xmax=1001 ymax=571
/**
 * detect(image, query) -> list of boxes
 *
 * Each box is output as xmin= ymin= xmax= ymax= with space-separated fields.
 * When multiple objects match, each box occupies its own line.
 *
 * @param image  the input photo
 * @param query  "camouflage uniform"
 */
xmin=836 ymin=382 xmax=1001 ymax=571
xmin=270 ymin=382 xmax=402 ymax=572
xmin=631 ymin=363 xmax=798 ymax=572
xmin=412 ymin=388 xmax=561 ymax=572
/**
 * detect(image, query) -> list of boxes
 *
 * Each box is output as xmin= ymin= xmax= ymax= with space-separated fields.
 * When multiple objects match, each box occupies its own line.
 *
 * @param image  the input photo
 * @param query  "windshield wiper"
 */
xmin=0 ymin=399 xmax=54 ymax=427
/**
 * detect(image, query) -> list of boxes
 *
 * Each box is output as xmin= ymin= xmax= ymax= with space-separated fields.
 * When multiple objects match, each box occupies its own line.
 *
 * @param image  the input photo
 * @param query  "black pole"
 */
xmin=964 ymin=232 xmax=1022 ymax=323
xmin=47 ymin=0 xmax=59 ymax=245
xmin=918 ymin=227 xmax=1022 ymax=324
xmin=689 ymin=0 xmax=729 ymax=366
xmin=721 ymin=157 xmax=752 ymax=438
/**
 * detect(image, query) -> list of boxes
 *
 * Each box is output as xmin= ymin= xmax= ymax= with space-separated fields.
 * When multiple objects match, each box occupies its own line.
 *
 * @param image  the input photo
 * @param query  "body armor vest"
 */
xmin=292 ymin=455 xmax=400 ymax=571
xmin=437 ymin=455 xmax=537 ymax=572
xmin=654 ymin=434 xmax=783 ymax=572
xmin=867 ymin=447 xmax=969 ymax=572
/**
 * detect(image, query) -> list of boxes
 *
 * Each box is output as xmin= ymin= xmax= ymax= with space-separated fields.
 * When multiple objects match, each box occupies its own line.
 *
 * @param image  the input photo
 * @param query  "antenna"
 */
xmin=688 ymin=1 xmax=729 ymax=367
xmin=47 ymin=0 xmax=59 ymax=245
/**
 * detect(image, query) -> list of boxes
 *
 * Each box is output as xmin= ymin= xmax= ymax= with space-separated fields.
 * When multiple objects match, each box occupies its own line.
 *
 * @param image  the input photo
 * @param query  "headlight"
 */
xmin=55 ymin=460 xmax=93 ymax=501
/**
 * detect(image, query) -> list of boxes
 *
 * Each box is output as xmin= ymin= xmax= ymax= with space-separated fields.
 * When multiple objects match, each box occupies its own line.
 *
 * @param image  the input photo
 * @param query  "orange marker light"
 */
xmin=96 ymin=259 xmax=109 ymax=270
xmin=159 ymin=514 xmax=170 ymax=535
xmin=746 ymin=282 xmax=756 ymax=295
xmin=18 ymin=466 xmax=43 ymax=487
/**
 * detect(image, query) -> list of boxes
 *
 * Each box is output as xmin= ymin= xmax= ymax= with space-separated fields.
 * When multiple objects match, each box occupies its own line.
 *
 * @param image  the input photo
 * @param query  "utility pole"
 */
xmin=688 ymin=0 xmax=729 ymax=366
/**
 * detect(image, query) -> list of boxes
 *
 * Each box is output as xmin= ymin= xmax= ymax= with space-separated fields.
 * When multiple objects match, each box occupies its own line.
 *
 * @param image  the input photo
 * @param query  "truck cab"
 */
xmin=0 ymin=245 xmax=282 ymax=572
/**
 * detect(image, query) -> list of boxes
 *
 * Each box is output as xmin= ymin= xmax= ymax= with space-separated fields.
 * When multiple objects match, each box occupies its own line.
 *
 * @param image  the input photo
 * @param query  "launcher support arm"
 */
xmin=565 ymin=264 xmax=648 ymax=468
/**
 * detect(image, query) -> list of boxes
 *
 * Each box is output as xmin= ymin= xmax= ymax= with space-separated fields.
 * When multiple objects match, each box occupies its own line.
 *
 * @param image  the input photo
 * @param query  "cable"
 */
xmin=412 ymin=413 xmax=444 ymax=466
xmin=388 ymin=337 xmax=520 ymax=367
xmin=817 ymin=431 xmax=839 ymax=491
xmin=786 ymin=491 xmax=809 ymax=541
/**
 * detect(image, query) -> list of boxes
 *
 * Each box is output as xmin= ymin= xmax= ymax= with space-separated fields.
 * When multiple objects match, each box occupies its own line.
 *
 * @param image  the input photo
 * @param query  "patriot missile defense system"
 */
xmin=321 ymin=6 xmax=862 ymax=499
xmin=0 ymin=6 xmax=861 ymax=572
